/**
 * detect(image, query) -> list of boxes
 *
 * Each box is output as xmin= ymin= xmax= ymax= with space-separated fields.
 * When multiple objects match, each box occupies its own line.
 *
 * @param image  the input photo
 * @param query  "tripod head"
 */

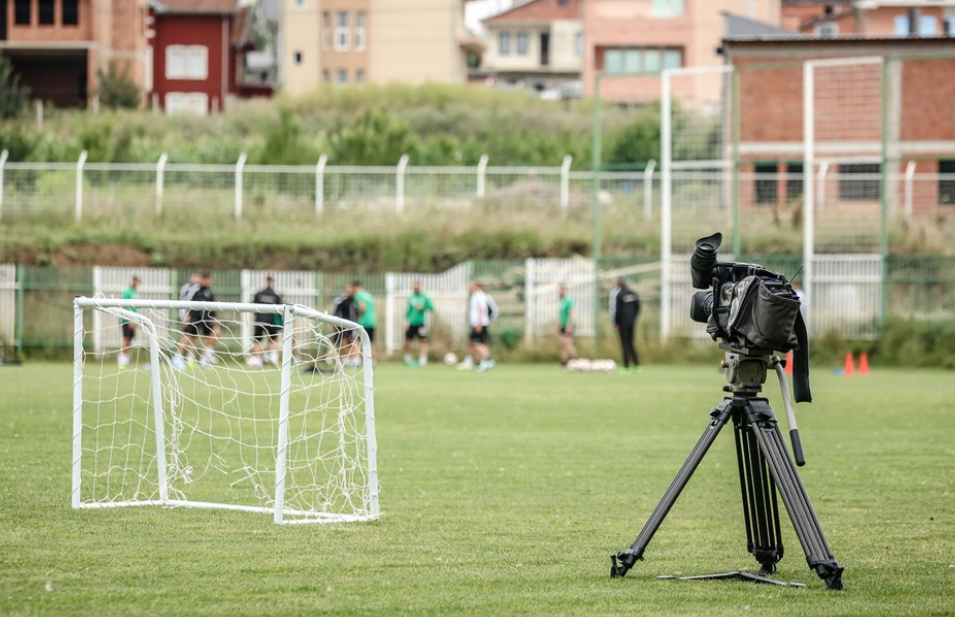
xmin=719 ymin=343 xmax=773 ymax=395
xmin=717 ymin=342 xmax=806 ymax=467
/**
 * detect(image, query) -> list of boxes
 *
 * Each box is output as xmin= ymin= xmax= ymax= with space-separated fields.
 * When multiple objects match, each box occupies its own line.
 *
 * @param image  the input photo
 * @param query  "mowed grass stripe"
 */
xmin=1 ymin=362 xmax=954 ymax=616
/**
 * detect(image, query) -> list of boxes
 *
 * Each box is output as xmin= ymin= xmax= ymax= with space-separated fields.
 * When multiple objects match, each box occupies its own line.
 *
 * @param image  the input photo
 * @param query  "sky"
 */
xmin=465 ymin=0 xmax=515 ymax=34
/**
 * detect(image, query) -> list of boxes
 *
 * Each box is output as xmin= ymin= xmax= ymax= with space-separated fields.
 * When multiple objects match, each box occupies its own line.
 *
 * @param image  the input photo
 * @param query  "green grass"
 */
xmin=2 ymin=362 xmax=954 ymax=616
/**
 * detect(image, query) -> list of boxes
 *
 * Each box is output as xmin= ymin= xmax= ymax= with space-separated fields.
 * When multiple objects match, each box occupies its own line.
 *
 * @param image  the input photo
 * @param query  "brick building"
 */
xmin=722 ymin=36 xmax=955 ymax=211
xmin=0 ymin=0 xmax=150 ymax=107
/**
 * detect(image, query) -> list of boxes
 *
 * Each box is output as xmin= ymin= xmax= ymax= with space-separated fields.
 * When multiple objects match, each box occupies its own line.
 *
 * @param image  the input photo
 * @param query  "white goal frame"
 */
xmin=72 ymin=297 xmax=379 ymax=524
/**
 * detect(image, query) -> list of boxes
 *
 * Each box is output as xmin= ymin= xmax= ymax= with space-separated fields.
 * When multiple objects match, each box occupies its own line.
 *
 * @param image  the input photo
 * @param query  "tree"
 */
xmin=0 ymin=52 xmax=29 ymax=119
xmin=96 ymin=61 xmax=141 ymax=110
xmin=607 ymin=104 xmax=661 ymax=170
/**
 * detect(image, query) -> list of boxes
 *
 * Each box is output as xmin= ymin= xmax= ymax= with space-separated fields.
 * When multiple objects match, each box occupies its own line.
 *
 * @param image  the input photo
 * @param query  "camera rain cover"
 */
xmin=727 ymin=276 xmax=800 ymax=351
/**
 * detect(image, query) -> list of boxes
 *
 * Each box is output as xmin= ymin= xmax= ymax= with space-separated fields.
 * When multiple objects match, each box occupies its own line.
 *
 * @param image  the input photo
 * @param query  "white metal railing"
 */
xmin=1 ymin=157 xmax=952 ymax=226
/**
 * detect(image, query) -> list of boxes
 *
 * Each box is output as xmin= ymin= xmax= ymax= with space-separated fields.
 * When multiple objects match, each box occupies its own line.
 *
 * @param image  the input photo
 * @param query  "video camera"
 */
xmin=688 ymin=232 xmax=811 ymax=403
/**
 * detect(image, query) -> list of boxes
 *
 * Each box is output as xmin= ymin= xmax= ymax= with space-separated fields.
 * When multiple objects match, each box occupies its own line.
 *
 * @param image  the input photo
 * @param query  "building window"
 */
xmin=165 ymin=92 xmax=208 ymax=116
xmin=755 ymin=163 xmax=778 ymax=205
xmin=651 ymin=0 xmax=684 ymax=18
xmin=894 ymin=14 xmax=910 ymax=36
xmin=337 ymin=69 xmax=348 ymax=84
xmin=14 ymin=0 xmax=30 ymax=25
xmin=336 ymin=11 xmax=350 ymax=51
xmin=322 ymin=69 xmax=330 ymax=83
xmin=838 ymin=163 xmax=881 ymax=201
xmin=355 ymin=69 xmax=364 ymax=84
xmin=920 ymin=15 xmax=938 ymax=35
xmin=294 ymin=51 xmax=303 ymax=65
xmin=295 ymin=0 xmax=305 ymax=8
xmin=62 ymin=0 xmax=79 ymax=25
xmin=516 ymin=32 xmax=528 ymax=55
xmin=559 ymin=0 xmax=568 ymax=6
xmin=603 ymin=47 xmax=682 ymax=74
xmin=499 ymin=32 xmax=511 ymax=55
xmin=39 ymin=0 xmax=54 ymax=25
xmin=322 ymin=11 xmax=331 ymax=50
xmin=575 ymin=32 xmax=582 ymax=56
xmin=355 ymin=12 xmax=366 ymax=51
xmin=786 ymin=163 xmax=804 ymax=200
xmin=166 ymin=45 xmax=208 ymax=80
xmin=939 ymin=160 xmax=955 ymax=205
xmin=815 ymin=23 xmax=837 ymax=37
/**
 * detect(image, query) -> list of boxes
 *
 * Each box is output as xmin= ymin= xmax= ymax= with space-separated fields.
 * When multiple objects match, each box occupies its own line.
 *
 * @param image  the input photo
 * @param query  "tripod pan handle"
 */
xmin=790 ymin=428 xmax=805 ymax=467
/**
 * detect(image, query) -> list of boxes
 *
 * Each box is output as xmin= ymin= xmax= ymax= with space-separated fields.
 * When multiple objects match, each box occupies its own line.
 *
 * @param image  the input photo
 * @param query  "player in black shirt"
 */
xmin=250 ymin=276 xmax=283 ymax=367
xmin=610 ymin=276 xmax=641 ymax=373
xmin=174 ymin=272 xmax=219 ymax=369
xmin=329 ymin=283 xmax=358 ymax=366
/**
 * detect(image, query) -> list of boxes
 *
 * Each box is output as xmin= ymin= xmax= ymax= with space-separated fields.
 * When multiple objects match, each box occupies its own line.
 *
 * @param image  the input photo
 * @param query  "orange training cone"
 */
xmin=859 ymin=352 xmax=869 ymax=376
xmin=843 ymin=352 xmax=855 ymax=377
xmin=785 ymin=350 xmax=794 ymax=376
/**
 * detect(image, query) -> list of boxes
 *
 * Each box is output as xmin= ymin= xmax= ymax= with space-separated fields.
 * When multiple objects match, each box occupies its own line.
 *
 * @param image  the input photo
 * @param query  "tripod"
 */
xmin=610 ymin=347 xmax=844 ymax=590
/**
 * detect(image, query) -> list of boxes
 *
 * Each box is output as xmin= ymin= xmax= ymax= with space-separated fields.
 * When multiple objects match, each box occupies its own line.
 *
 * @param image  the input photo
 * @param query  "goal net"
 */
xmin=72 ymin=297 xmax=379 ymax=524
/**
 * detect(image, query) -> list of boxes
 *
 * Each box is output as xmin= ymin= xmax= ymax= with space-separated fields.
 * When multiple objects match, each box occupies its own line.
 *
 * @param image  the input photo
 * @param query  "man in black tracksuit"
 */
xmin=610 ymin=277 xmax=641 ymax=372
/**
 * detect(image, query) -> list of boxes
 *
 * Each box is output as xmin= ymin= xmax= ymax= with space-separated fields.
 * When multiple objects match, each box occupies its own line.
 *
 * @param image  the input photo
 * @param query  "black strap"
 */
xmin=792 ymin=311 xmax=812 ymax=403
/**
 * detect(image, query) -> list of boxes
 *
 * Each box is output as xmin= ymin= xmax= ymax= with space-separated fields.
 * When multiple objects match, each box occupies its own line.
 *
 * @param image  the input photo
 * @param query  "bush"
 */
xmin=96 ymin=61 xmax=141 ymax=110
xmin=0 ymin=52 xmax=29 ymax=119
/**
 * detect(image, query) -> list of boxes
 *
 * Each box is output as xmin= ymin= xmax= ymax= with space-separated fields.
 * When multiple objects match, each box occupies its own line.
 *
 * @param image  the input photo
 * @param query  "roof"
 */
xmin=724 ymin=12 xmax=803 ymax=38
xmin=150 ymin=0 xmax=239 ymax=15
xmin=231 ymin=5 xmax=254 ymax=47
xmin=484 ymin=0 xmax=581 ymax=24
xmin=724 ymin=34 xmax=955 ymax=44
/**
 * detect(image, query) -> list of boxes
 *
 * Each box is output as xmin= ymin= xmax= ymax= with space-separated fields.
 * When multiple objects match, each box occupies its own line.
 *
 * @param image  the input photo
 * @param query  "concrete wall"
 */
xmin=279 ymin=0 xmax=321 ymax=95
xmin=368 ymin=0 xmax=467 ymax=84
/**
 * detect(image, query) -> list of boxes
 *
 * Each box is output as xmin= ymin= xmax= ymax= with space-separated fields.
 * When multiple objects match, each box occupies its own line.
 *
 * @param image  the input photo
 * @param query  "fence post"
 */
xmin=235 ymin=152 xmax=247 ymax=220
xmin=903 ymin=160 xmax=916 ymax=222
xmin=75 ymin=150 xmax=88 ymax=223
xmin=643 ymin=159 xmax=656 ymax=220
xmin=524 ymin=258 xmax=535 ymax=342
xmin=36 ymin=100 xmax=43 ymax=130
xmin=396 ymin=154 xmax=409 ymax=215
xmin=477 ymin=154 xmax=489 ymax=198
xmin=156 ymin=152 xmax=168 ymax=217
xmin=560 ymin=155 xmax=573 ymax=216
xmin=384 ymin=273 xmax=396 ymax=356
xmin=0 ymin=149 xmax=8 ymax=222
xmin=315 ymin=154 xmax=327 ymax=217
xmin=816 ymin=162 xmax=828 ymax=212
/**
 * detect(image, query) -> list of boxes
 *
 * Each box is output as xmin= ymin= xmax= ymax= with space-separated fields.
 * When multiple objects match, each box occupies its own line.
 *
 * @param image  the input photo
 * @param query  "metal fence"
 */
xmin=2 ymin=256 xmax=954 ymax=357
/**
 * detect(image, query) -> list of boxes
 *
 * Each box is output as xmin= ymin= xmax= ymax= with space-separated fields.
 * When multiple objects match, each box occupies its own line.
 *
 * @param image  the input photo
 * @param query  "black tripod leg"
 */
xmin=733 ymin=405 xmax=784 ymax=575
xmin=745 ymin=400 xmax=845 ymax=590
xmin=611 ymin=400 xmax=734 ymax=579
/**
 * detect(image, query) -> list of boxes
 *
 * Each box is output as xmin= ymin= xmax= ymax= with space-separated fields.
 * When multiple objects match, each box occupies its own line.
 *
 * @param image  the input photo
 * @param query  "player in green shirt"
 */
xmin=404 ymin=280 xmax=435 ymax=366
xmin=119 ymin=275 xmax=140 ymax=368
xmin=558 ymin=283 xmax=578 ymax=367
xmin=352 ymin=281 xmax=377 ymax=364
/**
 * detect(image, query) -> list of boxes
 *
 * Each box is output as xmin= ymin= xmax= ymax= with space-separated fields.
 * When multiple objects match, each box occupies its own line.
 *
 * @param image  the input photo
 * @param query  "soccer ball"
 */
xmin=443 ymin=352 xmax=458 ymax=366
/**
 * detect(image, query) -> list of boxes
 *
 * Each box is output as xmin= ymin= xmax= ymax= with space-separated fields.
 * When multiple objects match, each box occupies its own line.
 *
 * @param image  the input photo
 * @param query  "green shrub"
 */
xmin=96 ymin=61 xmax=141 ymax=110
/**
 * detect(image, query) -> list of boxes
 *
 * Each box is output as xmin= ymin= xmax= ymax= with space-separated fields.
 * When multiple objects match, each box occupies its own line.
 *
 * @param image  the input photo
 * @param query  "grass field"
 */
xmin=2 ymin=361 xmax=954 ymax=616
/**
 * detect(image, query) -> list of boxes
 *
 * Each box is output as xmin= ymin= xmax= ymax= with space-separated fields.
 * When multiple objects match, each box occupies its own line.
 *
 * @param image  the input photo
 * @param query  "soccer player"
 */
xmin=174 ymin=272 xmax=218 ymax=370
xmin=250 ymin=276 xmax=283 ymax=367
xmin=177 ymin=271 xmax=202 ymax=364
xmin=330 ymin=283 xmax=357 ymax=366
xmin=557 ymin=283 xmax=578 ymax=367
xmin=118 ymin=275 xmax=140 ymax=368
xmin=465 ymin=280 xmax=495 ymax=372
xmin=404 ymin=280 xmax=434 ymax=366
xmin=609 ymin=276 xmax=641 ymax=373
xmin=352 ymin=280 xmax=377 ymax=365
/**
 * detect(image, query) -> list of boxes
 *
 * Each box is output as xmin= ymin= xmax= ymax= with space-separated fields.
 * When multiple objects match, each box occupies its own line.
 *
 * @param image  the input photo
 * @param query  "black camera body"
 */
xmin=689 ymin=232 xmax=811 ymax=402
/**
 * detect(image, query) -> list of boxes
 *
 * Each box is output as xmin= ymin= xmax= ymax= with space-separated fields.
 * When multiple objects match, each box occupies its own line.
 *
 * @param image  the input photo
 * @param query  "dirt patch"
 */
xmin=5 ymin=243 xmax=153 ymax=267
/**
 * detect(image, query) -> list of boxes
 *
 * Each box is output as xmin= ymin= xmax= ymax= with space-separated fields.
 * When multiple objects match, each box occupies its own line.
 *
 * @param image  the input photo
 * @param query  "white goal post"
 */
xmin=72 ymin=297 xmax=379 ymax=524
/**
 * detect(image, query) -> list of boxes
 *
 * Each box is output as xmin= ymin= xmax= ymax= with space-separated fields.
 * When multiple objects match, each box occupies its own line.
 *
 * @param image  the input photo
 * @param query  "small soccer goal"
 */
xmin=72 ymin=297 xmax=379 ymax=524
